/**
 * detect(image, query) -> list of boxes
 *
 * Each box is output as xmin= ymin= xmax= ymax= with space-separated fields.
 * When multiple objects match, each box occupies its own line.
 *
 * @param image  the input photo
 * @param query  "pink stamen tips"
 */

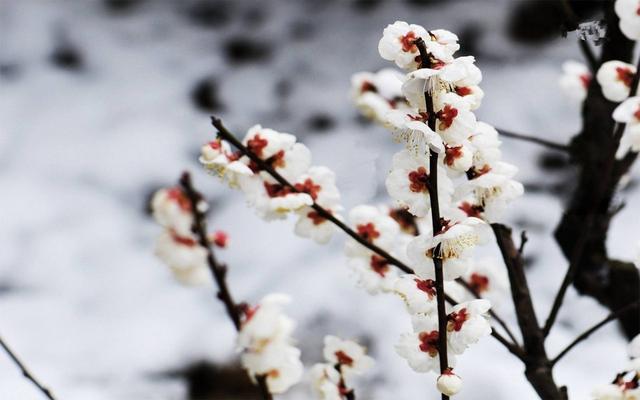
xmin=418 ymin=330 xmax=440 ymax=357
xmin=436 ymin=104 xmax=459 ymax=130
xmin=415 ymin=278 xmax=437 ymax=299
xmin=448 ymin=308 xmax=469 ymax=332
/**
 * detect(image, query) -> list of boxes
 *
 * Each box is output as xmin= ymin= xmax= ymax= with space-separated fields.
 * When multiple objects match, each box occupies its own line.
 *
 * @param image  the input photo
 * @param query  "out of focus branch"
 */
xmin=551 ymin=300 xmax=640 ymax=366
xmin=0 ymin=334 xmax=56 ymax=400
xmin=496 ymin=129 xmax=570 ymax=152
xmin=179 ymin=172 xmax=272 ymax=400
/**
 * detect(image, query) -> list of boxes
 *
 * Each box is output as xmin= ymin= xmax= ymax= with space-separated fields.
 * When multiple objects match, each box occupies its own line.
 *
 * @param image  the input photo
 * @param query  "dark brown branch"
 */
xmin=492 ymin=224 xmax=566 ymax=400
xmin=414 ymin=36 xmax=450 ymax=400
xmin=543 ymin=216 xmax=593 ymax=336
xmin=0 ymin=334 xmax=56 ymax=400
xmin=179 ymin=172 xmax=273 ymax=400
xmin=455 ymin=278 xmax=520 ymax=347
xmin=551 ymin=300 xmax=640 ymax=366
xmin=211 ymin=117 xmax=414 ymax=275
xmin=496 ymin=129 xmax=570 ymax=152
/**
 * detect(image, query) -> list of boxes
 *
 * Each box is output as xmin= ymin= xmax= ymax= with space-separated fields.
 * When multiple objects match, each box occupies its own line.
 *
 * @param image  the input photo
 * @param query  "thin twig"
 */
xmin=0 ymin=335 xmax=56 ymax=400
xmin=211 ymin=117 xmax=414 ymax=275
xmin=543 ymin=216 xmax=593 ymax=336
xmin=179 ymin=172 xmax=273 ymax=400
xmin=455 ymin=278 xmax=520 ymax=347
xmin=518 ymin=231 xmax=528 ymax=256
xmin=496 ymin=129 xmax=570 ymax=152
xmin=551 ymin=300 xmax=640 ymax=366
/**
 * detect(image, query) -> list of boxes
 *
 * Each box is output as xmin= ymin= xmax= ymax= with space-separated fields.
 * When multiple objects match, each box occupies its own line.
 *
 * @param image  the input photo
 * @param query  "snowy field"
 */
xmin=1 ymin=0 xmax=638 ymax=399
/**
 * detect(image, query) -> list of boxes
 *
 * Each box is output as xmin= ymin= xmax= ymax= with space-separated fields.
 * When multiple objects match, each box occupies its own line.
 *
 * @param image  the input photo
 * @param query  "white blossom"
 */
xmin=393 ymin=274 xmax=438 ymax=315
xmin=348 ymin=251 xmax=399 ymax=294
xmin=446 ymin=299 xmax=492 ymax=354
xmin=434 ymin=92 xmax=477 ymax=145
xmin=385 ymin=150 xmax=454 ymax=217
xmin=242 ymin=344 xmax=304 ymax=394
xmin=154 ymin=230 xmax=211 ymax=286
xmin=351 ymin=69 xmax=408 ymax=122
xmin=468 ymin=122 xmax=502 ymax=169
xmin=344 ymin=205 xmax=400 ymax=257
xmin=310 ymin=364 xmax=342 ymax=400
xmin=384 ymin=109 xmax=444 ymax=154
xmin=378 ymin=21 xmax=429 ymax=70
xmin=596 ymin=60 xmax=636 ymax=102
xmin=151 ymin=187 xmax=194 ymax=237
xmin=294 ymin=206 xmax=340 ymax=244
xmin=395 ymin=315 xmax=456 ymax=373
xmin=613 ymin=96 xmax=640 ymax=159
xmin=559 ymin=60 xmax=592 ymax=102
xmin=323 ymin=336 xmax=375 ymax=379
xmin=615 ymin=0 xmax=640 ymax=40
xmin=199 ymin=139 xmax=253 ymax=186
xmin=437 ymin=369 xmax=463 ymax=396
xmin=459 ymin=257 xmax=510 ymax=306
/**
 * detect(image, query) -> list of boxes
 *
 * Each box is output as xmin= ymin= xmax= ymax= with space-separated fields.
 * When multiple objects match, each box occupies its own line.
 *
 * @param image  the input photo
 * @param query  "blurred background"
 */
xmin=1 ymin=0 xmax=638 ymax=399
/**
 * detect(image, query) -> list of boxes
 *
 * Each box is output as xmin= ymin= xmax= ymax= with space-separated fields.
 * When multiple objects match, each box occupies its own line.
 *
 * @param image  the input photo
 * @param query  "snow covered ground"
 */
xmin=1 ymin=0 xmax=638 ymax=399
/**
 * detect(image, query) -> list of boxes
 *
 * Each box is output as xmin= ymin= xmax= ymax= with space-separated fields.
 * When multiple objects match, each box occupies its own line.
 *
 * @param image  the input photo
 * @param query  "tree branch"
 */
xmin=543 ymin=216 xmax=593 ymax=336
xmin=179 ymin=172 xmax=272 ymax=400
xmin=551 ymin=300 xmax=640 ymax=366
xmin=0 ymin=334 xmax=56 ymax=400
xmin=496 ymin=129 xmax=570 ymax=152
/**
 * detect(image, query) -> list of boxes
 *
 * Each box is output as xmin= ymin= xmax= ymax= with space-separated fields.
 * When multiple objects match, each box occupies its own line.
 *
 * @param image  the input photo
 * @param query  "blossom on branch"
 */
xmin=612 ymin=96 xmax=640 ymax=159
xmin=597 ymin=60 xmax=636 ymax=102
xmin=615 ymin=0 xmax=640 ymax=40
xmin=559 ymin=60 xmax=591 ymax=102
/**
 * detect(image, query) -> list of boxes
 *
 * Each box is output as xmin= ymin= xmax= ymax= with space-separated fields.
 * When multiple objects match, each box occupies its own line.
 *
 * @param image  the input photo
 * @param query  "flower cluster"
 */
xmin=615 ymin=0 xmax=640 ymax=41
xmin=151 ymin=187 xmax=228 ymax=285
xmin=345 ymin=20 xmax=520 ymax=394
xmin=237 ymin=294 xmax=304 ymax=394
xmin=310 ymin=336 xmax=374 ymax=399
xmin=592 ymin=333 xmax=640 ymax=399
xmin=200 ymin=125 xmax=342 ymax=244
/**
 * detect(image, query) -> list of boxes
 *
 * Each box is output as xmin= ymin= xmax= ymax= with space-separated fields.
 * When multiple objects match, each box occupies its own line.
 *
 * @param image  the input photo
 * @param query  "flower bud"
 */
xmin=437 ymin=369 xmax=462 ymax=396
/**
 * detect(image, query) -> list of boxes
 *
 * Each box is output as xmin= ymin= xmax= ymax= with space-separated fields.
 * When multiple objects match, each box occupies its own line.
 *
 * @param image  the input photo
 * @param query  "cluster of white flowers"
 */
xmin=310 ymin=336 xmax=374 ymax=399
xmin=592 ymin=333 xmax=640 ymax=399
xmin=237 ymin=294 xmax=304 ymax=394
xmin=343 ymin=20 xmax=522 ymax=395
xmin=200 ymin=126 xmax=342 ymax=244
xmin=616 ymin=0 xmax=640 ymax=41
xmin=151 ymin=187 xmax=231 ymax=285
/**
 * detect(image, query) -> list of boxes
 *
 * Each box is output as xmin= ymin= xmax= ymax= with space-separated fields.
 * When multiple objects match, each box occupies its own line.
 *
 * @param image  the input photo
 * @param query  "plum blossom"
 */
xmin=597 ymin=60 xmax=636 ymax=102
xmin=468 ymin=122 xmax=502 ymax=169
xmin=437 ymin=368 xmax=463 ymax=396
xmin=151 ymin=187 xmax=195 ymax=237
xmin=458 ymin=258 xmax=510 ymax=306
xmin=443 ymin=142 xmax=474 ymax=175
xmin=199 ymin=139 xmax=253 ymax=186
xmin=237 ymin=294 xmax=303 ymax=394
xmin=384 ymin=109 xmax=444 ymax=154
xmin=310 ymin=364 xmax=343 ymax=400
xmin=395 ymin=315 xmax=456 ymax=373
xmin=323 ymin=336 xmax=375 ymax=378
xmin=433 ymin=92 xmax=477 ymax=145
xmin=455 ymin=161 xmax=524 ymax=223
xmin=378 ymin=21 xmax=429 ymax=70
xmin=295 ymin=207 xmax=340 ymax=244
xmin=154 ymin=230 xmax=211 ymax=286
xmin=344 ymin=205 xmax=400 ymax=257
xmin=613 ymin=96 xmax=640 ymax=159
xmin=351 ymin=69 xmax=408 ymax=122
xmin=446 ymin=299 xmax=492 ymax=354
xmin=385 ymin=150 xmax=454 ymax=217
xmin=406 ymin=216 xmax=492 ymax=281
xmin=348 ymin=250 xmax=399 ymax=294
xmin=393 ymin=274 xmax=438 ymax=315
xmin=615 ymin=0 xmax=640 ymax=40
xmin=559 ymin=60 xmax=592 ymax=102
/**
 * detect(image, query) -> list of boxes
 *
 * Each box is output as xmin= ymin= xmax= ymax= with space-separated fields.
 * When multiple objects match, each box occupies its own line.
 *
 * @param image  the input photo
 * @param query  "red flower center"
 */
xmin=167 ymin=187 xmax=192 ymax=211
xmin=408 ymin=166 xmax=430 ymax=193
xmin=264 ymin=182 xmax=293 ymax=198
xmin=458 ymin=201 xmax=484 ymax=218
xmin=209 ymin=140 xmax=222 ymax=150
xmin=418 ymin=330 xmax=440 ymax=357
xmin=634 ymin=106 xmax=640 ymax=122
xmin=400 ymin=31 xmax=418 ymax=53
xmin=467 ymin=164 xmax=492 ymax=179
xmin=455 ymin=86 xmax=472 ymax=96
xmin=267 ymin=150 xmax=286 ymax=168
xmin=470 ymin=273 xmax=490 ymax=293
xmin=171 ymin=231 xmax=197 ymax=247
xmin=436 ymin=104 xmax=459 ymax=130
xmin=444 ymin=145 xmax=464 ymax=166
xmin=415 ymin=278 xmax=436 ymax=299
xmin=361 ymin=81 xmax=377 ymax=93
xmin=370 ymin=255 xmax=390 ymax=277
xmin=448 ymin=308 xmax=469 ymax=332
xmin=389 ymin=208 xmax=418 ymax=235
xmin=307 ymin=211 xmax=326 ymax=225
xmin=579 ymin=74 xmax=591 ymax=88
xmin=616 ymin=67 xmax=635 ymax=88
xmin=335 ymin=350 xmax=354 ymax=366
xmin=357 ymin=223 xmax=380 ymax=242
xmin=247 ymin=134 xmax=269 ymax=158
xmin=294 ymin=178 xmax=321 ymax=200
xmin=211 ymin=230 xmax=228 ymax=248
